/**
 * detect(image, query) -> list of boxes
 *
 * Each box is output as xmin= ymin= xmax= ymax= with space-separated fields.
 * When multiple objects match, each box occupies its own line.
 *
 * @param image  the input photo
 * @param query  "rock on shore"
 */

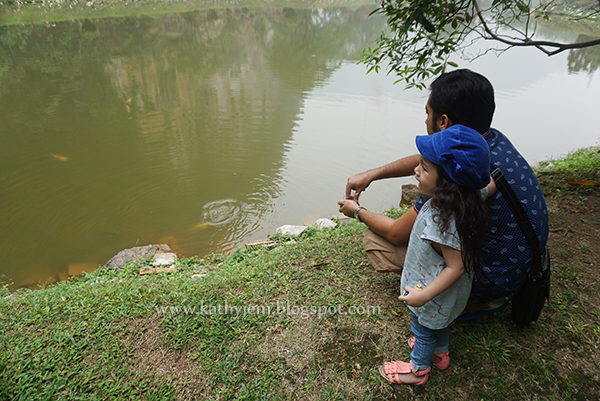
xmin=104 ymin=244 xmax=172 ymax=270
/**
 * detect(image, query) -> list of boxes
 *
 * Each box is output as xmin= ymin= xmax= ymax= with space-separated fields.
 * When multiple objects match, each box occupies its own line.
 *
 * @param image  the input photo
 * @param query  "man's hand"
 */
xmin=345 ymin=155 xmax=420 ymax=201
xmin=337 ymin=199 xmax=359 ymax=218
xmin=345 ymin=171 xmax=373 ymax=202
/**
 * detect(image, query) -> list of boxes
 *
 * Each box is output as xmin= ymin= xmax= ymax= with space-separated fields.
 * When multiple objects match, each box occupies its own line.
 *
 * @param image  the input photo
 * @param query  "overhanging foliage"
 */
xmin=361 ymin=0 xmax=600 ymax=89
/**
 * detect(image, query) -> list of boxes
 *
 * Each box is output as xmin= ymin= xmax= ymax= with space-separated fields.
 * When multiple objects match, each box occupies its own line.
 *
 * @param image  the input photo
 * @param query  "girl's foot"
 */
xmin=379 ymin=361 xmax=429 ymax=385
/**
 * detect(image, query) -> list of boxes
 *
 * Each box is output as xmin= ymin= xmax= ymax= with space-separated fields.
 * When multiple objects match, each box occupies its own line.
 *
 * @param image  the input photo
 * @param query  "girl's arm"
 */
xmin=487 ymin=176 xmax=496 ymax=197
xmin=399 ymin=244 xmax=465 ymax=307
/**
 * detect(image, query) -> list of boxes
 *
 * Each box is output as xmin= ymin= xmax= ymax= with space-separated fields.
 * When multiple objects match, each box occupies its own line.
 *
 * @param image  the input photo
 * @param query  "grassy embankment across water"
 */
xmin=0 ymin=0 xmax=378 ymax=26
xmin=1 ymin=147 xmax=599 ymax=400
xmin=2 ymin=0 xmax=598 ymax=32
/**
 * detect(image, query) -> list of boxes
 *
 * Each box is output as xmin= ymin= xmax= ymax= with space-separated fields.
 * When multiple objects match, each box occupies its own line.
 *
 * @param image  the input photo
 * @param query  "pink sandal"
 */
xmin=379 ymin=360 xmax=430 ymax=385
xmin=408 ymin=336 xmax=450 ymax=370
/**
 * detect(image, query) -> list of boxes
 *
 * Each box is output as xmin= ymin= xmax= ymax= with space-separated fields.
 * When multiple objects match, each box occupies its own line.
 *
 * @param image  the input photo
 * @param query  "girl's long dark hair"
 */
xmin=430 ymin=166 xmax=490 ymax=277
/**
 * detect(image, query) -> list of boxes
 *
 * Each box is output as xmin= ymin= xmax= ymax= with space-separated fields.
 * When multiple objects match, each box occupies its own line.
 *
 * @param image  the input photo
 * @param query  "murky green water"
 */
xmin=1 ymin=6 xmax=599 ymax=289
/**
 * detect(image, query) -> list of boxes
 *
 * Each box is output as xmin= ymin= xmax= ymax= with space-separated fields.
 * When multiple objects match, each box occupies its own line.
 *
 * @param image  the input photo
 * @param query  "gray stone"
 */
xmin=315 ymin=218 xmax=336 ymax=229
xmin=152 ymin=252 xmax=177 ymax=266
xmin=103 ymin=244 xmax=172 ymax=270
xmin=400 ymin=184 xmax=421 ymax=206
xmin=245 ymin=239 xmax=277 ymax=249
xmin=276 ymin=225 xmax=307 ymax=236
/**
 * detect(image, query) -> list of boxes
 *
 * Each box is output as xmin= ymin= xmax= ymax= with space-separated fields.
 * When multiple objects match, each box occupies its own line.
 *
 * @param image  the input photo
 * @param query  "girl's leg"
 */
xmin=434 ymin=326 xmax=450 ymax=354
xmin=410 ymin=312 xmax=436 ymax=372
xmin=381 ymin=312 xmax=432 ymax=385
xmin=406 ymin=323 xmax=450 ymax=370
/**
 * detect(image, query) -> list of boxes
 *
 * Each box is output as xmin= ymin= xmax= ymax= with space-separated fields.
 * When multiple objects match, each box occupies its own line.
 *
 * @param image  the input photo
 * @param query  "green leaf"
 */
xmin=516 ymin=2 xmax=529 ymax=13
xmin=421 ymin=17 xmax=435 ymax=33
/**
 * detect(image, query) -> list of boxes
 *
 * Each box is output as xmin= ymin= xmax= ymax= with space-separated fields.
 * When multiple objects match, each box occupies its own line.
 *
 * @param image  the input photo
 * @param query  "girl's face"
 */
xmin=414 ymin=156 xmax=439 ymax=196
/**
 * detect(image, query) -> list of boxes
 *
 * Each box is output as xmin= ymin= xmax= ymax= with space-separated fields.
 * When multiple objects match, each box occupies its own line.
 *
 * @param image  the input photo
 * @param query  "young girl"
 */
xmin=380 ymin=124 xmax=494 ymax=385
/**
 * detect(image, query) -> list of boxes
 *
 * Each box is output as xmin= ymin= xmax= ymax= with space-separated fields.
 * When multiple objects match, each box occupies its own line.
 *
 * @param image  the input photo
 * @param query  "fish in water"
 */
xmin=125 ymin=98 xmax=132 ymax=104
xmin=193 ymin=221 xmax=226 ymax=230
xmin=193 ymin=222 xmax=213 ymax=229
xmin=51 ymin=153 xmax=68 ymax=161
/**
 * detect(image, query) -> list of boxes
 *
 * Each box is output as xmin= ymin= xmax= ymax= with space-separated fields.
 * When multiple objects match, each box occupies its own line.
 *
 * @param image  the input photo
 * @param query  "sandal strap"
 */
xmin=383 ymin=360 xmax=412 ymax=375
xmin=384 ymin=360 xmax=431 ymax=376
xmin=380 ymin=363 xmax=430 ymax=386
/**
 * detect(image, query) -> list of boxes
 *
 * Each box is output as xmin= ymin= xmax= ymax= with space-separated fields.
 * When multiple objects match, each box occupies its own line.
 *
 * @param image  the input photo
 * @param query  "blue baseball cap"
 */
xmin=415 ymin=125 xmax=491 ymax=190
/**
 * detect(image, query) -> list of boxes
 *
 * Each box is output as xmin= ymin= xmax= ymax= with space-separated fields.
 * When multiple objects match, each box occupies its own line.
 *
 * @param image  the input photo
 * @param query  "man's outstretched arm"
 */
xmin=345 ymin=154 xmax=420 ymax=202
xmin=338 ymin=199 xmax=417 ymax=245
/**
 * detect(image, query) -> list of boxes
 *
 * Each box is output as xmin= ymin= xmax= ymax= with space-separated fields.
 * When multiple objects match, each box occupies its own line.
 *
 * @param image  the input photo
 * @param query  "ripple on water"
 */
xmin=201 ymin=199 xmax=242 ymax=226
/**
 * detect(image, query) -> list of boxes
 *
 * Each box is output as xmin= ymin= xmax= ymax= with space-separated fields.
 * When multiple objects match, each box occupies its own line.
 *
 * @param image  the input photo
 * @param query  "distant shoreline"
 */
xmin=0 ymin=0 xmax=379 ymax=26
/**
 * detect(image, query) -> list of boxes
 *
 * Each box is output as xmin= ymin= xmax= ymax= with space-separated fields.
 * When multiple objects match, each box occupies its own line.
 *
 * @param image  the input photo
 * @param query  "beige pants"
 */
xmin=362 ymin=229 xmax=407 ymax=274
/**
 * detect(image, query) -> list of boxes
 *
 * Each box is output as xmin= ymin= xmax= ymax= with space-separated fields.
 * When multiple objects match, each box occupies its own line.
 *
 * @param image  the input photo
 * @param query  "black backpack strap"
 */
xmin=490 ymin=166 xmax=543 ymax=276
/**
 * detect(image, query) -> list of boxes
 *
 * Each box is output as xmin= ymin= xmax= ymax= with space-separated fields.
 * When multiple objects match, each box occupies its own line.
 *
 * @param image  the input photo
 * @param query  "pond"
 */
xmin=1 ymin=4 xmax=599 ymax=289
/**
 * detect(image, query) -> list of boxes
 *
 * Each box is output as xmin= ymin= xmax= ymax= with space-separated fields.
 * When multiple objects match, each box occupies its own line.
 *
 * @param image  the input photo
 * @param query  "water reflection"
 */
xmin=568 ymin=35 xmax=600 ymax=74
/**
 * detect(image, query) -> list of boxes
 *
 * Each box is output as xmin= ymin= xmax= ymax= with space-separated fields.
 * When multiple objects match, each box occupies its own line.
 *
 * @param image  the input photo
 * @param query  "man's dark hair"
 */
xmin=429 ymin=69 xmax=496 ymax=134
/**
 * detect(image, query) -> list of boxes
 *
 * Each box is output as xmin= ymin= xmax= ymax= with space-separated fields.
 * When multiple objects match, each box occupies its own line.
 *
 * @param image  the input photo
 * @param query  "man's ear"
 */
xmin=438 ymin=114 xmax=452 ymax=131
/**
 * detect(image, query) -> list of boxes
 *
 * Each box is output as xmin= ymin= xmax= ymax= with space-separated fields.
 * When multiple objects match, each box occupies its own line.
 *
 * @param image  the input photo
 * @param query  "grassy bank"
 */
xmin=1 ymin=148 xmax=600 ymax=400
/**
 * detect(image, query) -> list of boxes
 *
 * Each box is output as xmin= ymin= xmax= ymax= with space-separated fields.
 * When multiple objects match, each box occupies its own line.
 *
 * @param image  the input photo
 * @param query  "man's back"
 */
xmin=471 ymin=128 xmax=549 ymax=301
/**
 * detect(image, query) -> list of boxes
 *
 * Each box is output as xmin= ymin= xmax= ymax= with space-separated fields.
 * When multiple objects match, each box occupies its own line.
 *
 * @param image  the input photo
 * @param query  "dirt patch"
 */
xmin=121 ymin=317 xmax=211 ymax=400
xmin=545 ymin=194 xmax=600 ymax=305
xmin=318 ymin=326 xmax=382 ymax=379
xmin=540 ymin=186 xmax=600 ymax=397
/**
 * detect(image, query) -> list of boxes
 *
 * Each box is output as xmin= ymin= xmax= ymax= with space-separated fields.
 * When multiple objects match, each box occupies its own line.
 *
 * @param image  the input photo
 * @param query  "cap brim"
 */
xmin=415 ymin=135 xmax=438 ymax=165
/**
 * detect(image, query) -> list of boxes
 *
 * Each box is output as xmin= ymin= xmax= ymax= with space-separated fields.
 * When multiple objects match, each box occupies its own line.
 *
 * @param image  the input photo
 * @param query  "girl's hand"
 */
xmin=398 ymin=286 xmax=428 ymax=307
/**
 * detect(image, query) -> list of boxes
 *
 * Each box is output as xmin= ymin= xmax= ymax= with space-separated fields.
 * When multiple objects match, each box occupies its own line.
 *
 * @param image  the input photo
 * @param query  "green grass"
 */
xmin=1 ymin=219 xmax=392 ymax=399
xmin=535 ymin=145 xmax=600 ymax=199
xmin=537 ymin=146 xmax=600 ymax=176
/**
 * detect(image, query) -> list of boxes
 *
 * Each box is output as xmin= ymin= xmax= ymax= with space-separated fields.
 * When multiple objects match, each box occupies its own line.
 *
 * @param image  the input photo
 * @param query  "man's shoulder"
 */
xmin=486 ymin=128 xmax=515 ymax=153
xmin=486 ymin=128 xmax=529 ymax=168
xmin=485 ymin=129 xmax=548 ymax=226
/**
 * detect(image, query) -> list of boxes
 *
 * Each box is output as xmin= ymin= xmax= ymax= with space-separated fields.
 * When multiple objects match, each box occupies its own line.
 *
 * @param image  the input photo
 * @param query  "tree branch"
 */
xmin=363 ymin=0 xmax=600 ymax=88
xmin=473 ymin=0 xmax=600 ymax=56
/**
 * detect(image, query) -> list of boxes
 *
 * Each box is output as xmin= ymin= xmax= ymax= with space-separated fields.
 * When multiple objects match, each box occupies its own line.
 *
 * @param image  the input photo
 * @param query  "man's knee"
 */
xmin=362 ymin=229 xmax=406 ymax=274
xmin=364 ymin=249 xmax=404 ymax=274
